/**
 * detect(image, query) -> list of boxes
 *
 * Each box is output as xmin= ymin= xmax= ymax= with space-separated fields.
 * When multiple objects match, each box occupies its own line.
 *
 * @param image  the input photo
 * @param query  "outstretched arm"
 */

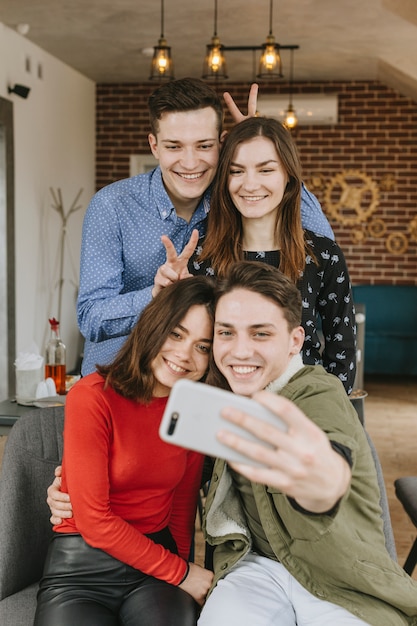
xmin=217 ymin=391 xmax=351 ymax=514
xmin=224 ymin=83 xmax=259 ymax=123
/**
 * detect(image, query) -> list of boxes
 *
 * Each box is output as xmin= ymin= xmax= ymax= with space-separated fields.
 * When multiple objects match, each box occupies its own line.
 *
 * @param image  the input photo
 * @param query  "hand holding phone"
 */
xmin=159 ymin=379 xmax=286 ymax=467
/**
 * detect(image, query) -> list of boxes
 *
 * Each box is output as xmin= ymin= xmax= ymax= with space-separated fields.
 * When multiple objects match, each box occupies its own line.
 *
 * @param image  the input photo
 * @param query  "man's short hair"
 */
xmin=215 ymin=261 xmax=302 ymax=330
xmin=207 ymin=261 xmax=303 ymax=391
xmin=148 ymin=77 xmax=224 ymax=137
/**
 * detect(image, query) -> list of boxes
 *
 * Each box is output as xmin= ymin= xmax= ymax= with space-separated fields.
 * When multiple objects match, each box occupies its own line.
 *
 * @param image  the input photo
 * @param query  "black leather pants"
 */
xmin=34 ymin=533 xmax=199 ymax=626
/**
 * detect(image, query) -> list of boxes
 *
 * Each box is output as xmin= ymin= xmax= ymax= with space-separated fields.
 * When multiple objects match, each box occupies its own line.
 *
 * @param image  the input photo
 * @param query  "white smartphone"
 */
xmin=159 ymin=379 xmax=286 ymax=467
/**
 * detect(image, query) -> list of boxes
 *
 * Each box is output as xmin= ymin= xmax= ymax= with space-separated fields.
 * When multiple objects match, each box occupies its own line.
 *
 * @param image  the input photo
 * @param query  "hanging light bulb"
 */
xmin=257 ymin=0 xmax=282 ymax=79
xmin=284 ymin=48 xmax=298 ymax=129
xmin=202 ymin=0 xmax=228 ymax=79
xmin=149 ymin=0 xmax=174 ymax=80
xmin=284 ymin=104 xmax=298 ymax=129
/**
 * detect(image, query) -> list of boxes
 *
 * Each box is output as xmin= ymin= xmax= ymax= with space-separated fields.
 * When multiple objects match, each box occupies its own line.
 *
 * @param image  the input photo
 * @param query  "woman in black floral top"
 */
xmin=187 ymin=117 xmax=356 ymax=394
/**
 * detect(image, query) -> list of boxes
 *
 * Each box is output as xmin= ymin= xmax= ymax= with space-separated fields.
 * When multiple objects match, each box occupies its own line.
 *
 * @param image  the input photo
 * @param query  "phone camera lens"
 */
xmin=167 ymin=412 xmax=179 ymax=435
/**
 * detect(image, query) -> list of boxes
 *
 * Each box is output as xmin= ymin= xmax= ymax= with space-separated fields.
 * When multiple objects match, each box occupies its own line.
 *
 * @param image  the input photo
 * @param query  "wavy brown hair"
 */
xmin=198 ymin=116 xmax=310 ymax=283
xmin=97 ymin=276 xmax=215 ymax=403
xmin=207 ymin=261 xmax=302 ymax=391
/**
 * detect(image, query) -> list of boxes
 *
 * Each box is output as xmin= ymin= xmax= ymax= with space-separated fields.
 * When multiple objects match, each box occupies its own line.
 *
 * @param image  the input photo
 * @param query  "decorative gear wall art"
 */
xmin=386 ymin=232 xmax=409 ymax=255
xmin=379 ymin=173 xmax=397 ymax=192
xmin=324 ymin=170 xmax=380 ymax=226
xmin=367 ymin=218 xmax=386 ymax=238
xmin=408 ymin=217 xmax=417 ymax=242
xmin=319 ymin=169 xmax=415 ymax=254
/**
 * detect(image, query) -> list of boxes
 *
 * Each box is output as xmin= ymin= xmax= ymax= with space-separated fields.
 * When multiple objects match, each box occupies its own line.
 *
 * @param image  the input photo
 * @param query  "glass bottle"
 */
xmin=45 ymin=317 xmax=66 ymax=395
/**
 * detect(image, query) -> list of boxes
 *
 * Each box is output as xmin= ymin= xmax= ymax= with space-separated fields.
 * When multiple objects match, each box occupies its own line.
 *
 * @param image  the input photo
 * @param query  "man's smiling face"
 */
xmin=213 ymin=288 xmax=304 ymax=396
xmin=148 ymin=107 xmax=223 ymax=219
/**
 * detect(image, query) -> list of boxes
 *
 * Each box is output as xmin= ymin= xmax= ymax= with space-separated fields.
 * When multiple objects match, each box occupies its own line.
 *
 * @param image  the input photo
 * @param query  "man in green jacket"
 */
xmin=198 ymin=261 xmax=417 ymax=626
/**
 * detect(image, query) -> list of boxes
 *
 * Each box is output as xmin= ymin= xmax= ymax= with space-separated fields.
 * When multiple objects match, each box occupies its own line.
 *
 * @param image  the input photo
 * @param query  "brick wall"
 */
xmin=96 ymin=80 xmax=417 ymax=285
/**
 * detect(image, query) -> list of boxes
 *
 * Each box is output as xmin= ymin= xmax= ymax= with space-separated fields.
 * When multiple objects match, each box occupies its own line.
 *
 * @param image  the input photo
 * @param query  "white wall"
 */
xmin=0 ymin=23 xmax=95 ymax=395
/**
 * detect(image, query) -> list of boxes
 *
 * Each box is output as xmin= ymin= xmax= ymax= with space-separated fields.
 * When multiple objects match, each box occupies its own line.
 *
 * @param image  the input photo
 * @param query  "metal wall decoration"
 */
xmin=324 ymin=170 xmax=380 ymax=227
xmin=310 ymin=169 xmax=416 ymax=255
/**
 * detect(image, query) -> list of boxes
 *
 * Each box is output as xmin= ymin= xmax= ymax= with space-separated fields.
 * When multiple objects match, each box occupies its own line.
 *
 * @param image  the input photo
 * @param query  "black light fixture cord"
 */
xmin=289 ymin=48 xmax=294 ymax=105
xmin=160 ymin=0 xmax=165 ymax=38
xmin=214 ymin=0 xmax=218 ymax=37
xmin=269 ymin=0 xmax=273 ymax=36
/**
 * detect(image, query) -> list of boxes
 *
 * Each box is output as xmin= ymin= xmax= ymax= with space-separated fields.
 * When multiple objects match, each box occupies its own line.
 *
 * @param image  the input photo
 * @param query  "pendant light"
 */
xmin=200 ymin=0 xmax=298 ymax=82
xmin=284 ymin=48 xmax=298 ymax=129
xmin=257 ymin=0 xmax=282 ymax=79
xmin=202 ymin=0 xmax=228 ymax=79
xmin=149 ymin=0 xmax=174 ymax=80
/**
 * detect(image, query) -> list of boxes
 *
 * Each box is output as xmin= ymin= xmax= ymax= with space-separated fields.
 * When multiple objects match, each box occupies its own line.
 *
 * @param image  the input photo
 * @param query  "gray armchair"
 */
xmin=0 ymin=406 xmax=64 ymax=625
xmin=350 ymin=401 xmax=397 ymax=561
xmin=394 ymin=476 xmax=417 ymax=574
xmin=364 ymin=429 xmax=397 ymax=561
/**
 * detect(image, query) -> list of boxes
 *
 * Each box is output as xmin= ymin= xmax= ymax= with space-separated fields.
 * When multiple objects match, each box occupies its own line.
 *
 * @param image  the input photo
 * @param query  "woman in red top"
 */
xmin=34 ymin=277 xmax=215 ymax=626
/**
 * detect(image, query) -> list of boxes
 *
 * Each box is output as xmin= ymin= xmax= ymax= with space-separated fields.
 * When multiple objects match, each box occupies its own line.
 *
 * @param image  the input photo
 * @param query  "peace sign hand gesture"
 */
xmin=152 ymin=229 xmax=199 ymax=298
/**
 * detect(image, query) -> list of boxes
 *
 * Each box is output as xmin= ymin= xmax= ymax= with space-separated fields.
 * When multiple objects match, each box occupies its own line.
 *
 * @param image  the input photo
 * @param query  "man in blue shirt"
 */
xmin=78 ymin=78 xmax=334 ymax=375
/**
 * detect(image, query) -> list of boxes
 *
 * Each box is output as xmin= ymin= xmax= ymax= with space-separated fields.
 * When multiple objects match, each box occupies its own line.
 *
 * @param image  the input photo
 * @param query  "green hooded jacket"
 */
xmin=203 ymin=366 xmax=417 ymax=626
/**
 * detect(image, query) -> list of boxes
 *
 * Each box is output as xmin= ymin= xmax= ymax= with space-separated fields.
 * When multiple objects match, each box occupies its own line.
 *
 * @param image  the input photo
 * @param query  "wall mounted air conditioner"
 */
xmin=257 ymin=93 xmax=338 ymax=126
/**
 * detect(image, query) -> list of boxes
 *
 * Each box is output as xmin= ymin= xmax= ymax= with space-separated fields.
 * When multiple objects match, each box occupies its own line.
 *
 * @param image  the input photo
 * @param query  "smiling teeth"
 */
xmin=232 ymin=365 xmax=257 ymax=374
xmin=242 ymin=196 xmax=265 ymax=201
xmin=180 ymin=173 xmax=203 ymax=180
xmin=167 ymin=360 xmax=187 ymax=373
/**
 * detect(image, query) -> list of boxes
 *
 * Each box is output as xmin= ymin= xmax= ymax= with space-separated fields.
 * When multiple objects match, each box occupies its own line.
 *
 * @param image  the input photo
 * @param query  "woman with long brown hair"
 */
xmin=34 ymin=277 xmax=215 ymax=626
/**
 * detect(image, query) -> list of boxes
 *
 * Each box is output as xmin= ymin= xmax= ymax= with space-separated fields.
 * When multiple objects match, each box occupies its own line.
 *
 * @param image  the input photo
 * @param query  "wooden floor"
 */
xmin=1 ymin=375 xmax=416 ymax=579
xmin=364 ymin=375 xmax=417 ymax=580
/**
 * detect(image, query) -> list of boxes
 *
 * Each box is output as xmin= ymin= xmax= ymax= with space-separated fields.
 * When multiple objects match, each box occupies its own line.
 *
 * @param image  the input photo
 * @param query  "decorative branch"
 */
xmin=50 ymin=187 xmax=83 ymax=320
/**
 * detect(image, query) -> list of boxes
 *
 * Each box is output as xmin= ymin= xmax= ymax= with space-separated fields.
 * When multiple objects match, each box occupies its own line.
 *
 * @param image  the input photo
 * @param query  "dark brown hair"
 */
xmin=97 ymin=276 xmax=215 ymax=402
xmin=199 ymin=116 xmax=309 ymax=283
xmin=148 ymin=77 xmax=224 ymax=137
xmin=207 ymin=261 xmax=302 ymax=390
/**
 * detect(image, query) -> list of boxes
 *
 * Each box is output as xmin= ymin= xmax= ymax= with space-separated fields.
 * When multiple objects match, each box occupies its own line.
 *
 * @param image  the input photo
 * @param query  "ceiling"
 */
xmin=3 ymin=0 xmax=417 ymax=99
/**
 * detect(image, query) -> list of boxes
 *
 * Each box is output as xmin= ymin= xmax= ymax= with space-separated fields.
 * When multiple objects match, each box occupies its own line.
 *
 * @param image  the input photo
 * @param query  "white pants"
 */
xmin=198 ymin=552 xmax=370 ymax=626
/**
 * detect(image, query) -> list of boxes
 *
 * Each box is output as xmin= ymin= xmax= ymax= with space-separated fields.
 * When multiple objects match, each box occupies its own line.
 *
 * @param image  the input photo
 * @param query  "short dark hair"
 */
xmin=207 ymin=261 xmax=302 ymax=389
xmin=216 ymin=260 xmax=302 ymax=329
xmin=148 ymin=77 xmax=224 ymax=136
xmin=97 ymin=276 xmax=215 ymax=402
